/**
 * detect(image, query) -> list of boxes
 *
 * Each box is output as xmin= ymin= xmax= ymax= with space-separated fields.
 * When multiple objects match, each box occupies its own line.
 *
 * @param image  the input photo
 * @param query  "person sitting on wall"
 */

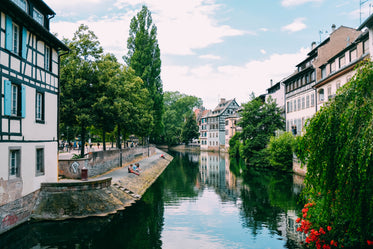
xmin=128 ymin=164 xmax=139 ymax=176
xmin=133 ymin=163 xmax=141 ymax=172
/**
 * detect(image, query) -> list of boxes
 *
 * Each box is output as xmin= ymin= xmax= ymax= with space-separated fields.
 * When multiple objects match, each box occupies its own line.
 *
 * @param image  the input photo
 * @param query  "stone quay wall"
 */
xmin=59 ymin=146 xmax=156 ymax=179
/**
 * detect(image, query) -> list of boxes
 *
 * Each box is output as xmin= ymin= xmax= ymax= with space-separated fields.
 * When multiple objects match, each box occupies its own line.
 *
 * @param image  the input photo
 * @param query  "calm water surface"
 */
xmin=0 ymin=151 xmax=305 ymax=249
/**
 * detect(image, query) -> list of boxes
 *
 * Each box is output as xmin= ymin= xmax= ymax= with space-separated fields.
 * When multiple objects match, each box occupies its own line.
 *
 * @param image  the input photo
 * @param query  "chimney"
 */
xmin=311 ymin=41 xmax=316 ymax=50
xmin=220 ymin=98 xmax=226 ymax=103
xmin=270 ymin=79 xmax=273 ymax=87
xmin=331 ymin=24 xmax=336 ymax=32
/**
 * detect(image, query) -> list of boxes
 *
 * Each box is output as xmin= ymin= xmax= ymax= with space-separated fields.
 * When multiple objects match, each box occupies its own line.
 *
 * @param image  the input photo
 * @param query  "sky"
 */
xmin=44 ymin=0 xmax=372 ymax=109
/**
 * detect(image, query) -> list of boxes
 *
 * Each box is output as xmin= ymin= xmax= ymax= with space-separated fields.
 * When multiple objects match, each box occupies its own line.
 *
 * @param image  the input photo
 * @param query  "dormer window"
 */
xmin=11 ymin=0 xmax=28 ymax=12
xmin=33 ymin=8 xmax=44 ymax=26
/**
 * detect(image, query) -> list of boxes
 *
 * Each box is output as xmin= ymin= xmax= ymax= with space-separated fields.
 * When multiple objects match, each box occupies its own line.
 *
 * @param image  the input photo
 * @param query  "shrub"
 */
xmin=267 ymin=132 xmax=295 ymax=172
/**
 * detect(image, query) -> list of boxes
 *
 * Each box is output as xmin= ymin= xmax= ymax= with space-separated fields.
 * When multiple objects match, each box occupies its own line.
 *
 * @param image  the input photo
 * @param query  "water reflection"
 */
xmin=0 ymin=151 xmax=305 ymax=249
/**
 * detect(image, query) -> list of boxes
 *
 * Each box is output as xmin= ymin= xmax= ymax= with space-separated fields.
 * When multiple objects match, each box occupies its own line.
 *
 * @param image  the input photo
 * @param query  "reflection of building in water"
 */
xmin=276 ymin=210 xmax=306 ymax=247
xmin=199 ymin=152 xmax=241 ymax=203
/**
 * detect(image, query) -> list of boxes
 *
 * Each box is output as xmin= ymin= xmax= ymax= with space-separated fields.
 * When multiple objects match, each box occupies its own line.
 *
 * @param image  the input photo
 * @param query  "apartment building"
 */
xmin=0 ymin=0 xmax=68 ymax=233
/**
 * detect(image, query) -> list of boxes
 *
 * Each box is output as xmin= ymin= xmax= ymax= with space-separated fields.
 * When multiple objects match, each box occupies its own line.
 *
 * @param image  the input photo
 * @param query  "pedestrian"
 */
xmin=128 ymin=164 xmax=139 ymax=176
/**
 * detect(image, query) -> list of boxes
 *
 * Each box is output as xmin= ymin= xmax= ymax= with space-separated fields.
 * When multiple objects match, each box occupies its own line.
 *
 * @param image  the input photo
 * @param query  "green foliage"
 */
xmin=239 ymin=95 xmax=284 ymax=167
xmin=162 ymin=91 xmax=202 ymax=145
xmin=228 ymin=132 xmax=241 ymax=159
xmin=267 ymin=132 xmax=295 ymax=172
xmin=298 ymin=60 xmax=373 ymax=248
xmin=181 ymin=112 xmax=199 ymax=145
xmin=60 ymin=24 xmax=103 ymax=156
xmin=125 ymin=5 xmax=163 ymax=142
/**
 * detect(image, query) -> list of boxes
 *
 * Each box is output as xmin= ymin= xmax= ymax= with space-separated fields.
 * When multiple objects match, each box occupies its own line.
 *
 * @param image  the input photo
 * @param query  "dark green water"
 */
xmin=0 ymin=151 xmax=305 ymax=249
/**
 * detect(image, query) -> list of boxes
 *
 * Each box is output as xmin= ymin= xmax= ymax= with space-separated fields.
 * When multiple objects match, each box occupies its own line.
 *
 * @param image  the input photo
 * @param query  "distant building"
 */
xmin=200 ymin=98 xmax=240 ymax=151
xmin=224 ymin=107 xmax=242 ymax=151
xmin=0 ymin=0 xmax=68 ymax=233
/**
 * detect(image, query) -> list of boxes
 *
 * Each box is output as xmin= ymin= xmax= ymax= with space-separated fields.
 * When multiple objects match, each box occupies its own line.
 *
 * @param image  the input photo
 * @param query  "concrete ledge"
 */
xmin=41 ymin=178 xmax=112 ymax=192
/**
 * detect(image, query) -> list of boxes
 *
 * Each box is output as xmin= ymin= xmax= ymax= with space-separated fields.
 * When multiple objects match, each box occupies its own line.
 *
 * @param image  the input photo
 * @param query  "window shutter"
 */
xmin=21 ymin=85 xmax=26 ymax=118
xmin=22 ymin=27 xmax=27 ymax=59
xmin=5 ymin=16 xmax=12 ymax=51
xmin=4 ymin=80 xmax=11 ymax=116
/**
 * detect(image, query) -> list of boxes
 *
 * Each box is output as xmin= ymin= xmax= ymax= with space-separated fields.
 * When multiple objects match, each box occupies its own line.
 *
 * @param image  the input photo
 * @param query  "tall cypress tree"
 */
xmin=124 ymin=5 xmax=163 ymax=142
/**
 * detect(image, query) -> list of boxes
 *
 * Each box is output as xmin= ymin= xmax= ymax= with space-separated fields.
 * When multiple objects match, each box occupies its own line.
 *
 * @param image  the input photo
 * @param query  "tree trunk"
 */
xmin=103 ymin=131 xmax=106 ymax=151
xmin=117 ymin=126 xmax=122 ymax=149
xmin=80 ymin=126 xmax=86 ymax=158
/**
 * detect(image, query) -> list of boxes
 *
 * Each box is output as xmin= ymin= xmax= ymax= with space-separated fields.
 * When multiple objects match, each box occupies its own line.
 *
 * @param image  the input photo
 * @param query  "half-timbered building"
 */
xmin=0 ymin=0 xmax=68 ymax=232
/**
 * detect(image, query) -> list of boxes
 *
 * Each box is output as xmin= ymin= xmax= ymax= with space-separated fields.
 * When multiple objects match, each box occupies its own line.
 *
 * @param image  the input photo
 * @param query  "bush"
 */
xmin=267 ymin=132 xmax=295 ymax=172
xmin=297 ymin=60 xmax=373 ymax=248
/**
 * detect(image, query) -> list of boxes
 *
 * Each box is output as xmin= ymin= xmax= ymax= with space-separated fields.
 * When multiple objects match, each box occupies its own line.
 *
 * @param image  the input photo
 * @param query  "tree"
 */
xmin=60 ymin=24 xmax=103 ymax=157
xmin=112 ymin=67 xmax=153 ymax=145
xmin=92 ymin=53 xmax=122 ymax=151
xmin=239 ymin=95 xmax=284 ymax=167
xmin=181 ymin=112 xmax=199 ymax=145
xmin=267 ymin=132 xmax=295 ymax=172
xmin=162 ymin=91 xmax=202 ymax=145
xmin=296 ymin=60 xmax=373 ymax=248
xmin=125 ymin=5 xmax=163 ymax=143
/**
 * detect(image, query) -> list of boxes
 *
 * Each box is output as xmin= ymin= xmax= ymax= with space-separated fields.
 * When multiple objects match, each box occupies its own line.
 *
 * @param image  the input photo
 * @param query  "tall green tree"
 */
xmin=92 ymin=53 xmax=122 ymax=151
xmin=162 ymin=91 xmax=202 ymax=145
xmin=112 ymin=67 xmax=153 ymax=146
xmin=125 ymin=5 xmax=163 ymax=143
xmin=239 ymin=95 xmax=284 ymax=167
xmin=181 ymin=112 xmax=199 ymax=145
xmin=297 ymin=60 xmax=373 ymax=248
xmin=60 ymin=24 xmax=103 ymax=157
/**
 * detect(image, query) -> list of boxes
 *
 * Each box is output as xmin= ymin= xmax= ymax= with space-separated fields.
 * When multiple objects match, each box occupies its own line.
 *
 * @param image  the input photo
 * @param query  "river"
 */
xmin=0 ymin=150 xmax=305 ymax=249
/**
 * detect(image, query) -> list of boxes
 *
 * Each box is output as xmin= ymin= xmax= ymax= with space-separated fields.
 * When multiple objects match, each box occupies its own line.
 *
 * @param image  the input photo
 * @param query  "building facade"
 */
xmin=284 ymin=25 xmax=362 ymax=135
xmin=315 ymin=31 xmax=369 ymax=110
xmin=200 ymin=98 xmax=239 ymax=151
xmin=0 ymin=0 xmax=67 ymax=233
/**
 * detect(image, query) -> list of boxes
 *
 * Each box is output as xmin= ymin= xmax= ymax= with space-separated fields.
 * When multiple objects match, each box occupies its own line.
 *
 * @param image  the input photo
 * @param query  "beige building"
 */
xmin=315 ymin=31 xmax=369 ymax=110
xmin=284 ymin=25 xmax=362 ymax=135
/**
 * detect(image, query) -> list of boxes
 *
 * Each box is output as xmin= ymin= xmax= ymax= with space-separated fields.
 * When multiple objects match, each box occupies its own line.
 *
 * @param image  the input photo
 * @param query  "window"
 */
xmin=306 ymin=95 xmax=310 ymax=108
xmin=297 ymin=98 xmax=301 ymax=110
xmin=336 ymin=81 xmax=341 ymax=91
xmin=293 ymin=100 xmax=297 ymax=112
xmin=33 ymin=8 xmax=44 ymax=26
xmin=350 ymin=48 xmax=357 ymax=62
xmin=330 ymin=60 xmax=336 ymax=73
xmin=311 ymin=93 xmax=315 ymax=107
xmin=363 ymin=39 xmax=369 ymax=54
xmin=327 ymin=86 xmax=332 ymax=100
xmin=319 ymin=89 xmax=325 ymax=102
xmin=311 ymin=71 xmax=316 ymax=81
xmin=321 ymin=67 xmax=326 ymax=78
xmin=36 ymin=92 xmax=44 ymax=122
xmin=9 ymin=149 xmax=21 ymax=178
xmin=339 ymin=55 xmax=345 ymax=68
xmin=12 ymin=23 xmax=20 ymax=54
xmin=4 ymin=81 xmax=25 ymax=117
xmin=302 ymin=97 xmax=305 ymax=109
xmin=11 ymin=0 xmax=27 ymax=12
xmin=45 ymin=46 xmax=51 ymax=71
xmin=36 ymin=148 xmax=44 ymax=175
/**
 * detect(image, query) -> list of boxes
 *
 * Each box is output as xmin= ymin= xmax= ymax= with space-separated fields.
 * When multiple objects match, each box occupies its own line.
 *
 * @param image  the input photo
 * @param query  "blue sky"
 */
xmin=44 ymin=0 xmax=371 ymax=109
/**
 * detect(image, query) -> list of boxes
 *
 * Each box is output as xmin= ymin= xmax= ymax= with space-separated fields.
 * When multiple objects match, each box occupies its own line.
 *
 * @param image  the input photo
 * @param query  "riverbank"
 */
xmin=32 ymin=148 xmax=172 ymax=220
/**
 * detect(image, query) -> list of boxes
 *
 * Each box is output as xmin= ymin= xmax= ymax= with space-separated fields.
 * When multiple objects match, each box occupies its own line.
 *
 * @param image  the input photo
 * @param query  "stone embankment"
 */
xmin=32 ymin=149 xmax=172 ymax=220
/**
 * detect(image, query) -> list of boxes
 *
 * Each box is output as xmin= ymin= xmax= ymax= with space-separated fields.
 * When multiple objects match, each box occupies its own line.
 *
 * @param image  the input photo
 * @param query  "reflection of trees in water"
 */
xmin=160 ymin=150 xmax=201 ymax=203
xmin=239 ymin=166 xmax=304 ymax=246
xmin=0 ymin=181 xmax=165 ymax=249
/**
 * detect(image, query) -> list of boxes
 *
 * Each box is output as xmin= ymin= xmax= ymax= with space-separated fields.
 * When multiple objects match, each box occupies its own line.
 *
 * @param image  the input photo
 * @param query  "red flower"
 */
xmin=367 ymin=240 xmax=373 ymax=246
xmin=327 ymin=226 xmax=332 ymax=231
xmin=296 ymin=218 xmax=301 ymax=223
xmin=323 ymin=245 xmax=331 ymax=249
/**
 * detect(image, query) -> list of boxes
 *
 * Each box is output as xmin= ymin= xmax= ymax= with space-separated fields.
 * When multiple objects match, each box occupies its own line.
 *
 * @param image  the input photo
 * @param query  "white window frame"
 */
xmin=9 ymin=149 xmax=21 ymax=178
xmin=36 ymin=147 xmax=45 ymax=175
xmin=33 ymin=8 xmax=44 ymax=26
xmin=12 ymin=23 xmax=19 ymax=54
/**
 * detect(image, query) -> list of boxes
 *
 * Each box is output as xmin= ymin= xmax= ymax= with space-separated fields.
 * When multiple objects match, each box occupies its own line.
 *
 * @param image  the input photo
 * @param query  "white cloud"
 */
xmin=281 ymin=0 xmax=323 ymax=7
xmin=260 ymin=28 xmax=269 ymax=32
xmin=162 ymin=48 xmax=309 ymax=109
xmin=199 ymin=54 xmax=222 ymax=60
xmin=282 ymin=18 xmax=307 ymax=33
xmin=260 ymin=49 xmax=267 ymax=54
